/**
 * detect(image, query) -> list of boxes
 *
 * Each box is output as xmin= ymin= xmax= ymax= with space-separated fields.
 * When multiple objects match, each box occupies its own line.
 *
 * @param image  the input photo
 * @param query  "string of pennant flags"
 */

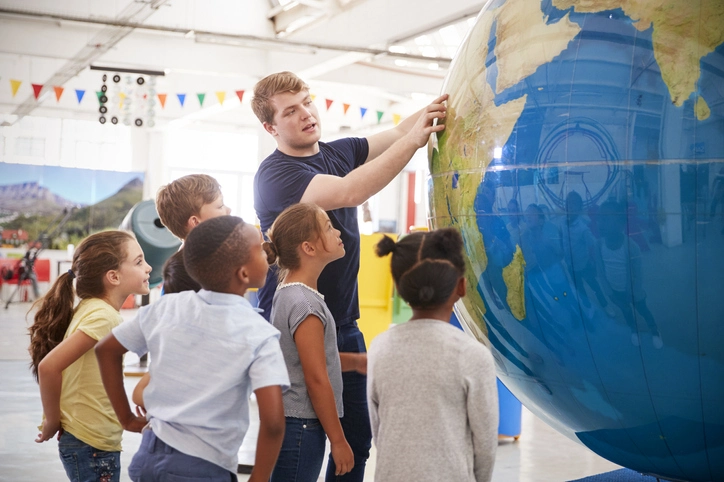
xmin=6 ymin=78 xmax=403 ymax=126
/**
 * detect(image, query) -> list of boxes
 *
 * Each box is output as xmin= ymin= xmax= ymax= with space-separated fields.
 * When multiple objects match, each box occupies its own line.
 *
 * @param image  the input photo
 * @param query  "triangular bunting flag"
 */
xmin=177 ymin=93 xmax=186 ymax=107
xmin=31 ymin=84 xmax=44 ymax=100
xmin=325 ymin=99 xmax=334 ymax=111
xmin=119 ymin=92 xmax=126 ymax=108
xmin=10 ymin=79 xmax=22 ymax=97
xmin=158 ymin=93 xmax=167 ymax=109
xmin=75 ymin=89 xmax=85 ymax=104
xmin=392 ymin=113 xmax=401 ymax=126
xmin=343 ymin=103 xmax=350 ymax=115
xmin=197 ymin=93 xmax=206 ymax=106
xmin=216 ymin=91 xmax=226 ymax=105
xmin=96 ymin=91 xmax=104 ymax=104
xmin=310 ymin=94 xmax=317 ymax=102
xmin=360 ymin=107 xmax=367 ymax=119
xmin=235 ymin=90 xmax=245 ymax=103
xmin=376 ymin=111 xmax=384 ymax=124
xmin=53 ymin=86 xmax=64 ymax=102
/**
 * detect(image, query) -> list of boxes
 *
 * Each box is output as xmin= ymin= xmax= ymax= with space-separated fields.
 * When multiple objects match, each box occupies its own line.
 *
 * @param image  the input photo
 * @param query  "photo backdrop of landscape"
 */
xmin=0 ymin=163 xmax=144 ymax=249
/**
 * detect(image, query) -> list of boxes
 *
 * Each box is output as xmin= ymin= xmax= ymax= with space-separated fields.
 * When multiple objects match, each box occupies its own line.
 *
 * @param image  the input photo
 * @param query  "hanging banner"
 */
xmin=96 ymin=91 xmax=105 ymax=105
xmin=215 ymin=91 xmax=226 ymax=105
xmin=235 ymin=90 xmax=245 ymax=103
xmin=311 ymin=94 xmax=316 ymax=102
xmin=53 ymin=86 xmax=64 ymax=102
xmin=75 ymin=89 xmax=85 ymax=104
xmin=376 ymin=111 xmax=384 ymax=124
xmin=360 ymin=107 xmax=367 ymax=119
xmin=177 ymin=93 xmax=186 ymax=107
xmin=197 ymin=93 xmax=206 ymax=106
xmin=392 ymin=113 xmax=401 ymax=126
xmin=157 ymin=93 xmax=167 ymax=108
xmin=31 ymin=84 xmax=44 ymax=100
xmin=10 ymin=79 xmax=22 ymax=97
xmin=343 ymin=103 xmax=350 ymax=115
xmin=325 ymin=99 xmax=333 ymax=111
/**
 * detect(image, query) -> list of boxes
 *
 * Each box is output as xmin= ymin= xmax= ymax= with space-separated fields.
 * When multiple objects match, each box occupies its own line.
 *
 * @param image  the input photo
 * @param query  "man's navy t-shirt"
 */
xmin=253 ymin=138 xmax=368 ymax=327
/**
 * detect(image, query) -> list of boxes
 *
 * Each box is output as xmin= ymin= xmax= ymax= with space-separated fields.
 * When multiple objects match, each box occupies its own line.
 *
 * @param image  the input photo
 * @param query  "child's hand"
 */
xmin=330 ymin=440 xmax=354 ymax=476
xmin=35 ymin=419 xmax=61 ymax=443
xmin=122 ymin=413 xmax=148 ymax=433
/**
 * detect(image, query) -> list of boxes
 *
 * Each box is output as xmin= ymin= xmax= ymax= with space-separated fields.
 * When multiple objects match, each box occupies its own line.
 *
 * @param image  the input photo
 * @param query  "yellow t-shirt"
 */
xmin=58 ymin=298 xmax=123 ymax=451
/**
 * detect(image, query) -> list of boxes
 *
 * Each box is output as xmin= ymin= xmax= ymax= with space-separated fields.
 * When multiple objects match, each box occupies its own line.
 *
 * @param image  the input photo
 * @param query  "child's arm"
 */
xmin=132 ymin=372 xmax=150 ymax=412
xmin=339 ymin=352 xmax=366 ymax=374
xmin=95 ymin=334 xmax=147 ymax=433
xmin=248 ymin=385 xmax=285 ymax=482
xmin=35 ymin=331 xmax=98 ymax=443
xmin=295 ymin=315 xmax=354 ymax=476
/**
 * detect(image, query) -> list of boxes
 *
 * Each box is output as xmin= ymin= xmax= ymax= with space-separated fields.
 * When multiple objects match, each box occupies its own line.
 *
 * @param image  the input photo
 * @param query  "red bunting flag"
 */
xmin=325 ymin=99 xmax=333 ymax=111
xmin=343 ymin=103 xmax=350 ymax=115
xmin=235 ymin=90 xmax=245 ymax=103
xmin=32 ymin=83 xmax=44 ymax=100
xmin=53 ymin=86 xmax=64 ymax=102
xmin=158 ymin=93 xmax=167 ymax=109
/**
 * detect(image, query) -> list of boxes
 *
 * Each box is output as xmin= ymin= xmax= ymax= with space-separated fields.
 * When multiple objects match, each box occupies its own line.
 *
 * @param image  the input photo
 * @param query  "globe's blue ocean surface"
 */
xmin=428 ymin=1 xmax=724 ymax=480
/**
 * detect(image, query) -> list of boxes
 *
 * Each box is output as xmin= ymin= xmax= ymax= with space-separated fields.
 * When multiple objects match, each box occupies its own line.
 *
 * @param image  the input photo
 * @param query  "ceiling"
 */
xmin=0 ymin=0 xmax=486 ymax=133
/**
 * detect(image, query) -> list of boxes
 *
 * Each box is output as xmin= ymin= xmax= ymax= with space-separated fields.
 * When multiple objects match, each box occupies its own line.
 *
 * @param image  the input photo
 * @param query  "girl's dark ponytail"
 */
xmin=28 ymin=272 xmax=76 ymax=380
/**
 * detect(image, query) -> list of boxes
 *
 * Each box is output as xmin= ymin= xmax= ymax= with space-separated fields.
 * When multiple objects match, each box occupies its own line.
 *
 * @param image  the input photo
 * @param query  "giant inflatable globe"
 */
xmin=428 ymin=1 xmax=724 ymax=480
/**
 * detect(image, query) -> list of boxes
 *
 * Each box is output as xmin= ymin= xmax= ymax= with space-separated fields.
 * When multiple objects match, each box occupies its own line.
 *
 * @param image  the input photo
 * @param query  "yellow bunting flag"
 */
xmin=119 ymin=92 xmax=126 ymax=108
xmin=158 ymin=93 xmax=167 ymax=109
xmin=53 ymin=86 xmax=64 ymax=102
xmin=343 ymin=103 xmax=350 ymax=115
xmin=216 ymin=91 xmax=226 ymax=105
xmin=392 ymin=113 xmax=401 ymax=126
xmin=10 ymin=79 xmax=22 ymax=97
xmin=310 ymin=94 xmax=316 ymax=102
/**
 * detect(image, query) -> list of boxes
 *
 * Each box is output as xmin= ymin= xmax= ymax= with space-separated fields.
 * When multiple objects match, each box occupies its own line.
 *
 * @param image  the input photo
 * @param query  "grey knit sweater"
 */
xmin=367 ymin=319 xmax=498 ymax=482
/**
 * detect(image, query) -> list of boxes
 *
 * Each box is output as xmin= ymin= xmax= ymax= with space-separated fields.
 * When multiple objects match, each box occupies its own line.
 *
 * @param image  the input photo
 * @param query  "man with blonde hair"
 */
xmin=252 ymin=70 xmax=447 ymax=482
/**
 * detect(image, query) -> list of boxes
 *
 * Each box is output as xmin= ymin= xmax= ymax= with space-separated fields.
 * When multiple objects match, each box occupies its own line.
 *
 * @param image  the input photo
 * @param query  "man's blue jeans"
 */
xmin=271 ymin=417 xmax=327 ymax=482
xmin=325 ymin=321 xmax=372 ymax=482
xmin=58 ymin=431 xmax=121 ymax=482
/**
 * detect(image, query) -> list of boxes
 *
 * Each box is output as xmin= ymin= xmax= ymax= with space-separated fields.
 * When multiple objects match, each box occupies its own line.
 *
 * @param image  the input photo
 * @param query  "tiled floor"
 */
xmin=0 ymin=302 xmax=621 ymax=481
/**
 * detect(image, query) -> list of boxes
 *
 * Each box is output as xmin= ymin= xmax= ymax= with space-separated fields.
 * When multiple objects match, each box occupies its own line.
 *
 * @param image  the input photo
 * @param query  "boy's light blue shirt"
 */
xmin=113 ymin=289 xmax=290 ymax=473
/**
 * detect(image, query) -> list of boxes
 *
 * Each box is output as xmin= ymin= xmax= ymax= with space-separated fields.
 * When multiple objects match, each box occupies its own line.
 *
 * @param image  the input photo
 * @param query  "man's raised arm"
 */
xmin=300 ymin=94 xmax=448 ymax=211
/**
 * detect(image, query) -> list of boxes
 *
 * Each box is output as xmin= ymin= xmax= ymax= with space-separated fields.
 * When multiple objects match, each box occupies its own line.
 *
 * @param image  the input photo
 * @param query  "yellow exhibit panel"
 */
xmin=357 ymin=233 xmax=396 ymax=347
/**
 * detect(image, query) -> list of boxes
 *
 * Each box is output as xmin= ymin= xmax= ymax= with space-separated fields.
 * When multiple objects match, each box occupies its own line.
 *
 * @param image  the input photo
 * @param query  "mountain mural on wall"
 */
xmin=0 ymin=182 xmax=82 ymax=216
xmin=0 ymin=164 xmax=144 ymax=248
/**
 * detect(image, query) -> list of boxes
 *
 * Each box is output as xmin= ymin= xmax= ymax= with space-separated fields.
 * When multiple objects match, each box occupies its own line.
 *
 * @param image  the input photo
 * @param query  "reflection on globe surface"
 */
xmin=428 ymin=1 xmax=724 ymax=480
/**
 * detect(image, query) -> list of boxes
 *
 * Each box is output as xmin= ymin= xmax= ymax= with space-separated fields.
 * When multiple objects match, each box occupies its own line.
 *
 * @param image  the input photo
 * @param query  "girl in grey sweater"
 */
xmin=369 ymin=228 xmax=498 ymax=482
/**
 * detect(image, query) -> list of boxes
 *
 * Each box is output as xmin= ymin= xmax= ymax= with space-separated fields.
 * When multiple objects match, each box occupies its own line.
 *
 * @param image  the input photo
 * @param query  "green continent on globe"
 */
xmin=553 ymin=0 xmax=724 ymax=107
xmin=502 ymin=245 xmax=526 ymax=321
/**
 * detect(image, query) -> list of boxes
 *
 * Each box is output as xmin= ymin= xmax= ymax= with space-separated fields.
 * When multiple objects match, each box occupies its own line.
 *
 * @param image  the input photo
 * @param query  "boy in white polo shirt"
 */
xmin=96 ymin=215 xmax=289 ymax=482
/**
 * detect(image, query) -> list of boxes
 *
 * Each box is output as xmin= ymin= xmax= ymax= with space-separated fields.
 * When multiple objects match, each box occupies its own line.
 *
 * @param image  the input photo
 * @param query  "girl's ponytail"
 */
xmin=28 ymin=271 xmax=76 ymax=380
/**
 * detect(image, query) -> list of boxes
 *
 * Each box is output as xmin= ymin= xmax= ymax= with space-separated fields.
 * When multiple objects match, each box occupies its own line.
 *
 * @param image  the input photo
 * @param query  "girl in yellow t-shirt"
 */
xmin=29 ymin=230 xmax=151 ymax=482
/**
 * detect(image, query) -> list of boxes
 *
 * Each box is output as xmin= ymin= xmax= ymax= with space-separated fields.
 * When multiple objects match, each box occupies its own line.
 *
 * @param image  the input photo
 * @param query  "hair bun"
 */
xmin=418 ymin=285 xmax=435 ymax=303
xmin=375 ymin=235 xmax=397 ymax=257
xmin=427 ymin=228 xmax=462 ymax=257
xmin=262 ymin=241 xmax=278 ymax=265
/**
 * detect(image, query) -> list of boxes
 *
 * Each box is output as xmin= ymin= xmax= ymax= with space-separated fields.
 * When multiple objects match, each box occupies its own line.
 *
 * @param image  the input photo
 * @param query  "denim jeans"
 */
xmin=58 ymin=431 xmax=121 ymax=482
xmin=325 ymin=321 xmax=372 ymax=482
xmin=128 ymin=429 xmax=237 ymax=482
xmin=271 ymin=417 xmax=326 ymax=482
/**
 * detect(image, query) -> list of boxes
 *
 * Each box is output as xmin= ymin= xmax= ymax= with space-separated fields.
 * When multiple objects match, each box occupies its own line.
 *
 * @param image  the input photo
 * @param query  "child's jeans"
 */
xmin=271 ymin=417 xmax=327 ymax=482
xmin=128 ymin=429 xmax=237 ymax=482
xmin=58 ymin=430 xmax=121 ymax=482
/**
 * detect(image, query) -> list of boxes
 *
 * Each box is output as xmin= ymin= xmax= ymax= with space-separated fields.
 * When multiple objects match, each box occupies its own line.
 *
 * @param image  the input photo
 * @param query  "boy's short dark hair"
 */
xmin=252 ymin=71 xmax=309 ymax=125
xmin=184 ymin=216 xmax=251 ymax=292
xmin=156 ymin=174 xmax=222 ymax=240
